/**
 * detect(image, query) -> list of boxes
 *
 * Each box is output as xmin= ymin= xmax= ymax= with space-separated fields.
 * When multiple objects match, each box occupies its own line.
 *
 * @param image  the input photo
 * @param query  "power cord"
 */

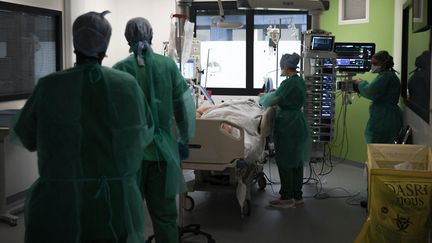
xmin=263 ymin=140 xmax=356 ymax=204
xmin=264 ymin=155 xmax=280 ymax=196
xmin=330 ymin=90 xmax=351 ymax=165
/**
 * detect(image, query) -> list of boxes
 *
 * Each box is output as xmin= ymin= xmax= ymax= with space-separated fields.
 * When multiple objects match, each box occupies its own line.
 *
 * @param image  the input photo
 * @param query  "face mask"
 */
xmin=280 ymin=67 xmax=288 ymax=77
xmin=370 ymin=64 xmax=382 ymax=73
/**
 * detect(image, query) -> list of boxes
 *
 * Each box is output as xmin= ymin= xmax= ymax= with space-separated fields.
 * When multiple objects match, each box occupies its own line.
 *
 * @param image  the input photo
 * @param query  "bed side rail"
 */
xmin=184 ymin=119 xmax=244 ymax=165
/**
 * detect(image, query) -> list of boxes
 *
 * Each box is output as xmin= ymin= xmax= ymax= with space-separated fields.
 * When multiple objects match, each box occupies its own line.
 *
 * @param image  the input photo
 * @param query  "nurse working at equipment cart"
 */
xmin=353 ymin=50 xmax=402 ymax=144
xmin=259 ymin=53 xmax=311 ymax=209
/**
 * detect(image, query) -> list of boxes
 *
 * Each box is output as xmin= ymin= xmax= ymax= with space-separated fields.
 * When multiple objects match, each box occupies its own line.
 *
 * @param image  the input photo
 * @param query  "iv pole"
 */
xmin=275 ymin=19 xmax=281 ymax=88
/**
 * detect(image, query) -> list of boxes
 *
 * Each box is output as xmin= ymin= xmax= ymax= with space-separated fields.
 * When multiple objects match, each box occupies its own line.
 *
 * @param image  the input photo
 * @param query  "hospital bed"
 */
xmin=182 ymin=102 xmax=275 ymax=216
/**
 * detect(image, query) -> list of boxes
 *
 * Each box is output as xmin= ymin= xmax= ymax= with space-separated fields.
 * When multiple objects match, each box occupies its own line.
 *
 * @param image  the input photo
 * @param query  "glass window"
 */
xmin=413 ymin=0 xmax=423 ymax=19
xmin=339 ymin=0 xmax=369 ymax=24
xmin=253 ymin=14 xmax=307 ymax=89
xmin=0 ymin=3 xmax=61 ymax=101
xmin=197 ymin=13 xmax=247 ymax=88
xmin=343 ymin=0 xmax=366 ymax=20
xmin=191 ymin=2 xmax=309 ymax=95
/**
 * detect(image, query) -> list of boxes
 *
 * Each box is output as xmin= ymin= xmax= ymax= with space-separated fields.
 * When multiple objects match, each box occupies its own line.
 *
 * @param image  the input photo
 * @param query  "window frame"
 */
xmin=0 ymin=1 xmax=63 ymax=102
xmin=190 ymin=1 xmax=309 ymax=96
xmin=338 ymin=0 xmax=370 ymax=25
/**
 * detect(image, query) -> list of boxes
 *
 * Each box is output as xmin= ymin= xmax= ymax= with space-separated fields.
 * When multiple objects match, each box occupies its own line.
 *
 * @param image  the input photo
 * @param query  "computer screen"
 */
xmin=334 ymin=42 xmax=376 ymax=72
xmin=310 ymin=36 xmax=335 ymax=51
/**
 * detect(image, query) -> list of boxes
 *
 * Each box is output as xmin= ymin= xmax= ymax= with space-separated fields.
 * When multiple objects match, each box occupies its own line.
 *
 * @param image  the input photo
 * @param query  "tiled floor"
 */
xmin=1 ymin=161 xmax=368 ymax=243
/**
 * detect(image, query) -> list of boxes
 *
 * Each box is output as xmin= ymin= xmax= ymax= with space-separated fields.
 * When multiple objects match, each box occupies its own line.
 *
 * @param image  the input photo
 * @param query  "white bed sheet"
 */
xmin=201 ymin=100 xmax=265 ymax=162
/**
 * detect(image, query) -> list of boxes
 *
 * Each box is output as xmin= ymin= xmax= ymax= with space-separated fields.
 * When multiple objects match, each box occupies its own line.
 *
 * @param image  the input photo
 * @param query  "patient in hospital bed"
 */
xmin=195 ymin=99 xmax=265 ymax=163
xmin=192 ymin=100 xmax=268 ymax=209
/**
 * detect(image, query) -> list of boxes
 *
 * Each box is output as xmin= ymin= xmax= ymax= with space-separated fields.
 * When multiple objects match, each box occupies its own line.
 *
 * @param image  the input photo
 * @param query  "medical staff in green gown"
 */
xmin=113 ymin=17 xmax=195 ymax=243
xmin=259 ymin=53 xmax=310 ymax=209
xmin=354 ymin=51 xmax=402 ymax=144
xmin=12 ymin=11 xmax=154 ymax=243
xmin=408 ymin=51 xmax=430 ymax=113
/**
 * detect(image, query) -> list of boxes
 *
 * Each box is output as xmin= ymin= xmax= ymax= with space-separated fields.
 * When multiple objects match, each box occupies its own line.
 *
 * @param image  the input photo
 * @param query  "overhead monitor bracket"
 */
xmin=236 ymin=0 xmax=330 ymax=30
xmin=236 ymin=0 xmax=329 ymax=11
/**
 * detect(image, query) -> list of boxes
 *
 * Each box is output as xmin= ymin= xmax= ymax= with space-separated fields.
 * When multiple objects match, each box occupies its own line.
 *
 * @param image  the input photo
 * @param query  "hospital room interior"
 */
xmin=0 ymin=0 xmax=432 ymax=242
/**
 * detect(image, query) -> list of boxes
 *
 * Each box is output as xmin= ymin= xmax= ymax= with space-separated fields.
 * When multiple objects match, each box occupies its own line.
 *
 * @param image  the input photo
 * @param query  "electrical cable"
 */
xmin=333 ymin=91 xmax=345 ymax=146
xmin=321 ymin=187 xmax=359 ymax=198
xmin=340 ymin=93 xmax=350 ymax=163
xmin=345 ymin=102 xmax=350 ymax=160
xmin=319 ymin=144 xmax=334 ymax=176
xmin=264 ymin=163 xmax=279 ymax=185
xmin=303 ymin=161 xmax=361 ymax=202
xmin=333 ymin=76 xmax=351 ymax=159
xmin=330 ymin=89 xmax=351 ymax=165
xmin=264 ymin=155 xmax=362 ymax=204
xmin=303 ymin=161 xmax=318 ymax=184
xmin=345 ymin=191 xmax=367 ymax=206
xmin=264 ymin=155 xmax=280 ymax=196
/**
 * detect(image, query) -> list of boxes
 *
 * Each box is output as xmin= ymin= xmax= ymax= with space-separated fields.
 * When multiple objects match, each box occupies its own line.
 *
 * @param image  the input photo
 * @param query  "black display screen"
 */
xmin=334 ymin=42 xmax=376 ymax=72
xmin=310 ymin=36 xmax=334 ymax=51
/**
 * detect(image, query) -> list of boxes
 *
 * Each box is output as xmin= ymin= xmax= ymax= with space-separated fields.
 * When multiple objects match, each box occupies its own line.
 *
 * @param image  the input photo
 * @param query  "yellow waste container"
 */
xmin=355 ymin=144 xmax=432 ymax=243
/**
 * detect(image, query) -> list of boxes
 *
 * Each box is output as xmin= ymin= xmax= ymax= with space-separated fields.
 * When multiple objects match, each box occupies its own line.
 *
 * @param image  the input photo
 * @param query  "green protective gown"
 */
xmin=259 ymin=75 xmax=311 ymax=169
xmin=113 ymin=48 xmax=195 ymax=197
xmin=408 ymin=70 xmax=430 ymax=110
xmin=113 ymin=48 xmax=195 ymax=243
xmin=11 ymin=60 xmax=154 ymax=243
xmin=358 ymin=70 xmax=402 ymax=144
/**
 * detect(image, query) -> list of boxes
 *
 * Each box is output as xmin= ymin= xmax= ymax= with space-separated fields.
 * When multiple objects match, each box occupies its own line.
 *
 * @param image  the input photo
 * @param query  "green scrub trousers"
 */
xmin=141 ymin=161 xmax=178 ymax=243
xmin=278 ymin=165 xmax=304 ymax=200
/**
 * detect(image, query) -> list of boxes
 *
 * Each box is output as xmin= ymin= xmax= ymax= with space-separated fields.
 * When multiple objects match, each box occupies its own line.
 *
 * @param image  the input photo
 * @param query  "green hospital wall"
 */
xmin=320 ymin=0 xmax=395 ymax=162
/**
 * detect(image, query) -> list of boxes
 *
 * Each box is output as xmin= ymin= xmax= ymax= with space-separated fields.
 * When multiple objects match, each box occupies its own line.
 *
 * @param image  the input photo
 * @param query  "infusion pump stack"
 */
xmin=301 ymin=32 xmax=337 ymax=160
xmin=175 ymin=39 xmax=205 ymax=107
xmin=179 ymin=39 xmax=202 ymax=82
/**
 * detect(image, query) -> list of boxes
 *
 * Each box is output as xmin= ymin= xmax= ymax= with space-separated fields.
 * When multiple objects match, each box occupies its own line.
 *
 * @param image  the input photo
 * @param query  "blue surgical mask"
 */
xmin=370 ymin=64 xmax=382 ymax=73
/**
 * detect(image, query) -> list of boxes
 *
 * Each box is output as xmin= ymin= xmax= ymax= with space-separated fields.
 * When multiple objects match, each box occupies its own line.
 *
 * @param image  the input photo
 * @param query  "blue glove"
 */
xmin=178 ymin=142 xmax=189 ymax=160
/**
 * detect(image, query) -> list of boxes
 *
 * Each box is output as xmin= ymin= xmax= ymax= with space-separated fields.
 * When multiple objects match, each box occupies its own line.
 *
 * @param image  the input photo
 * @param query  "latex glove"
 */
xmin=353 ymin=82 xmax=360 ymax=93
xmin=353 ymin=79 xmax=362 ymax=85
xmin=178 ymin=142 xmax=189 ymax=160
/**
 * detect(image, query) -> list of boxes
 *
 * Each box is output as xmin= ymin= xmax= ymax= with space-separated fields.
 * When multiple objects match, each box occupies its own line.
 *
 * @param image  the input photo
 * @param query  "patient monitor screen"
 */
xmin=310 ymin=36 xmax=334 ymax=51
xmin=334 ymin=42 xmax=376 ymax=72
